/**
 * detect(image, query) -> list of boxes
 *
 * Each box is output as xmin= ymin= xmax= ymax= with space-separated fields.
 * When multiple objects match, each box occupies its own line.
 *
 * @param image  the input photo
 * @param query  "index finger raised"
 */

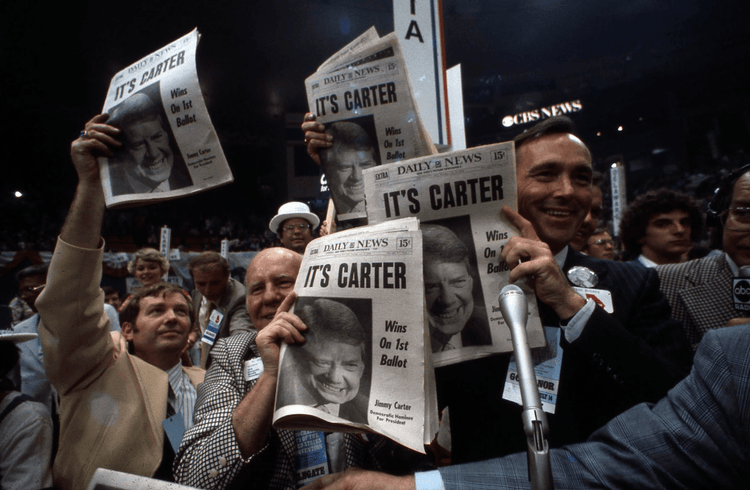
xmin=502 ymin=205 xmax=539 ymax=240
xmin=276 ymin=290 xmax=297 ymax=315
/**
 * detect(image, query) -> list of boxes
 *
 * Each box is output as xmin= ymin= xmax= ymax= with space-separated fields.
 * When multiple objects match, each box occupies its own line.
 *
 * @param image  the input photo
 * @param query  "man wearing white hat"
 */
xmin=269 ymin=201 xmax=320 ymax=254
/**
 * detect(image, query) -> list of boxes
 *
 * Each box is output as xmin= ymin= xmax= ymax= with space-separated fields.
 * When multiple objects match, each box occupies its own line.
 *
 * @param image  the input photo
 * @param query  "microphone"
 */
xmin=498 ymin=285 xmax=553 ymax=490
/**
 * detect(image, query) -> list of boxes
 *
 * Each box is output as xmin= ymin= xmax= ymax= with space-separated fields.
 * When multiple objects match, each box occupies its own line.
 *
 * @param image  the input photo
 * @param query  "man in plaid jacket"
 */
xmin=174 ymin=247 xmax=429 ymax=489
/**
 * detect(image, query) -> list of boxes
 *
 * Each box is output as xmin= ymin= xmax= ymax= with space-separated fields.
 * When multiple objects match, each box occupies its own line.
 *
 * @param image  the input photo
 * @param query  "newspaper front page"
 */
xmin=98 ymin=29 xmax=233 ymax=208
xmin=364 ymin=143 xmax=545 ymax=368
xmin=273 ymin=218 xmax=436 ymax=453
xmin=306 ymin=28 xmax=436 ymax=222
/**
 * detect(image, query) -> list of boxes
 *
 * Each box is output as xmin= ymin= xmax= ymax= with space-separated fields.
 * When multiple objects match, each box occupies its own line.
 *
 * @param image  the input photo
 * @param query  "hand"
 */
xmin=501 ymin=206 xmax=586 ymax=319
xmin=302 ymin=112 xmax=332 ymax=166
xmin=319 ymin=219 xmax=336 ymax=237
xmin=70 ymin=114 xmax=122 ymax=185
xmin=302 ymin=468 xmax=415 ymax=490
xmin=181 ymin=327 xmax=200 ymax=356
xmin=725 ymin=317 xmax=750 ymax=328
xmin=255 ymin=291 xmax=307 ymax=376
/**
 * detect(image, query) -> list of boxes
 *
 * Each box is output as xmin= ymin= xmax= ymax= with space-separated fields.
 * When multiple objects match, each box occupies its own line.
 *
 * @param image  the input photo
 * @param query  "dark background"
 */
xmin=3 ymin=0 xmax=749 ymax=221
xmin=1 ymin=0 xmax=749 ymax=312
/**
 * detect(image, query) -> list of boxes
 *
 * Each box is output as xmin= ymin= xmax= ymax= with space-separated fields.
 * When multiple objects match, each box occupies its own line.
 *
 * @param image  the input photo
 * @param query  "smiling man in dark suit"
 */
xmin=301 ymin=116 xmax=694 ymax=490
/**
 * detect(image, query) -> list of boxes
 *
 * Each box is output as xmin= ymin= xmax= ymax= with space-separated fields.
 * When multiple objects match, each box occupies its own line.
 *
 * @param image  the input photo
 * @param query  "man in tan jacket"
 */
xmin=35 ymin=114 xmax=204 ymax=489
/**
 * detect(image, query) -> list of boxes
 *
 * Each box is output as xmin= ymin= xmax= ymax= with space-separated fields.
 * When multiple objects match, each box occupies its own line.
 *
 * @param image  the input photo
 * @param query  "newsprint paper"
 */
xmin=273 ymin=218 xmax=438 ymax=453
xmin=363 ymin=143 xmax=545 ymax=368
xmin=306 ymin=27 xmax=437 ymax=222
xmin=98 ymin=29 xmax=233 ymax=208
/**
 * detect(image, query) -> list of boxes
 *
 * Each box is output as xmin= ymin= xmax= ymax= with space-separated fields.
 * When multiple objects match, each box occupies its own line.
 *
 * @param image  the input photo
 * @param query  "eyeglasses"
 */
xmin=591 ymin=239 xmax=614 ymax=247
xmin=283 ymin=223 xmax=311 ymax=233
xmin=720 ymin=207 xmax=750 ymax=231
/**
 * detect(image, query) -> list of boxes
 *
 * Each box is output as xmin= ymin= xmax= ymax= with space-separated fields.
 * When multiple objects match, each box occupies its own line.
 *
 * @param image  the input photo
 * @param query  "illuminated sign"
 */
xmin=502 ymin=99 xmax=583 ymax=128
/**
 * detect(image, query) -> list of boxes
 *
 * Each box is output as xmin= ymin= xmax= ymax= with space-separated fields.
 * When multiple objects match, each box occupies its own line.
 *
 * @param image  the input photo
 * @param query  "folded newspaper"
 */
xmin=97 ymin=29 xmax=233 ymax=208
xmin=306 ymin=27 xmax=437 ymax=222
xmin=273 ymin=218 xmax=438 ymax=453
xmin=363 ymin=142 xmax=546 ymax=368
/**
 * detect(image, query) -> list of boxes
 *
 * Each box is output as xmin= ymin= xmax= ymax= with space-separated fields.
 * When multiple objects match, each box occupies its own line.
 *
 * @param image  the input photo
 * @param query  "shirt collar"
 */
xmin=638 ymin=254 xmax=658 ymax=268
xmin=555 ymin=245 xmax=570 ymax=270
xmin=166 ymin=361 xmax=184 ymax=386
xmin=725 ymin=252 xmax=740 ymax=276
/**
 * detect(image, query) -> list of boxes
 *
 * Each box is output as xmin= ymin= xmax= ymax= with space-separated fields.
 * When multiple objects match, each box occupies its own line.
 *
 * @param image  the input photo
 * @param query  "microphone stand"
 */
xmin=498 ymin=285 xmax=554 ymax=490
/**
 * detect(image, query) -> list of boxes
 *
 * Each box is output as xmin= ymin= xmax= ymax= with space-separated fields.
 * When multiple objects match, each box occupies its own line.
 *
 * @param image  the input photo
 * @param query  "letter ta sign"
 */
xmin=393 ymin=0 xmax=450 ymax=146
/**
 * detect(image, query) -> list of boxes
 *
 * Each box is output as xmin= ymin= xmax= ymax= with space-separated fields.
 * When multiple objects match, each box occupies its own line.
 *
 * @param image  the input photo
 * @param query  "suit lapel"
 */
xmin=131 ymin=357 xmax=169 ymax=448
xmin=679 ymin=255 xmax=737 ymax=336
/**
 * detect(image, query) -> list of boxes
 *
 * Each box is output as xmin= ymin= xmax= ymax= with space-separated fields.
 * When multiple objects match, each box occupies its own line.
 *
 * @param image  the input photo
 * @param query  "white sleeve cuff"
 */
xmin=562 ymin=298 xmax=595 ymax=342
xmin=414 ymin=470 xmax=446 ymax=490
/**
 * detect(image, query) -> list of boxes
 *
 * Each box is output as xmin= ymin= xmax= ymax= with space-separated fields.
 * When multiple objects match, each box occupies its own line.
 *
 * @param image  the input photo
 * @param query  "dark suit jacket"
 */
xmin=656 ymin=252 xmax=738 ymax=349
xmin=438 ymin=325 xmax=750 ymax=489
xmin=460 ymin=306 xmax=492 ymax=347
xmin=174 ymin=333 xmax=431 ymax=490
xmin=436 ymin=248 xmax=694 ymax=464
xmin=192 ymin=277 xmax=252 ymax=341
xmin=191 ymin=277 xmax=253 ymax=368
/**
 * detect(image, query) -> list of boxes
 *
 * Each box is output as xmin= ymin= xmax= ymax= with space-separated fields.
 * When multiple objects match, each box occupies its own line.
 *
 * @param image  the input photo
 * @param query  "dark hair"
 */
xmin=188 ymin=252 xmax=230 ymax=278
xmin=102 ymin=286 xmax=119 ymax=297
xmin=513 ymin=116 xmax=577 ymax=150
xmin=0 ymin=342 xmax=20 ymax=379
xmin=320 ymin=121 xmax=378 ymax=167
xmin=108 ymin=92 xmax=163 ymax=131
xmin=119 ymin=283 xmax=194 ymax=326
xmin=15 ymin=264 xmax=48 ymax=283
xmin=422 ymin=224 xmax=470 ymax=266
xmin=619 ymin=188 xmax=703 ymax=257
xmin=297 ymin=299 xmax=366 ymax=351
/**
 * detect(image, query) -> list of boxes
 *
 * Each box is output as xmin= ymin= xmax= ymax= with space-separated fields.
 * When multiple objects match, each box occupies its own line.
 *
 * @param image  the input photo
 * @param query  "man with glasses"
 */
xmin=270 ymin=202 xmax=320 ymax=254
xmin=657 ymin=166 xmax=750 ymax=349
xmin=583 ymin=228 xmax=616 ymax=260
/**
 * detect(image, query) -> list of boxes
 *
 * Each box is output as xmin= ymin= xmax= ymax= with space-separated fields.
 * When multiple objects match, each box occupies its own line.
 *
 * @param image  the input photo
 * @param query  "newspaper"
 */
xmin=273 ymin=218 xmax=438 ymax=453
xmin=363 ymin=143 xmax=546 ymax=368
xmin=98 ymin=29 xmax=233 ymax=208
xmin=306 ymin=28 xmax=437 ymax=222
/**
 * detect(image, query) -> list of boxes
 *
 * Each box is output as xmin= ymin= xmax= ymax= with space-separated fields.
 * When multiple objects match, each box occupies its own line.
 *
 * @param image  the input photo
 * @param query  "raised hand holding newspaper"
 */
xmin=98 ymin=29 xmax=233 ymax=208
xmin=364 ymin=143 xmax=546 ymax=368
xmin=306 ymin=27 xmax=437 ymax=222
xmin=273 ymin=218 xmax=437 ymax=453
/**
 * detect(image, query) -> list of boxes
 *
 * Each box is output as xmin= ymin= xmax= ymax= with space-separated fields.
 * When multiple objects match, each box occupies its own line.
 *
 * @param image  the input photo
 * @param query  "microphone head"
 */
xmin=500 ymin=284 xmax=524 ymax=297
xmin=498 ymin=284 xmax=528 ymax=329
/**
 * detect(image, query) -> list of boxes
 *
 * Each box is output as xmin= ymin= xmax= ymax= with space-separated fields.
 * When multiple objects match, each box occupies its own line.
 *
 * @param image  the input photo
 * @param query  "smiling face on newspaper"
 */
xmin=99 ymin=28 xmax=233 ymax=208
xmin=320 ymin=118 xmax=380 ymax=215
xmin=297 ymin=298 xmax=368 ymax=408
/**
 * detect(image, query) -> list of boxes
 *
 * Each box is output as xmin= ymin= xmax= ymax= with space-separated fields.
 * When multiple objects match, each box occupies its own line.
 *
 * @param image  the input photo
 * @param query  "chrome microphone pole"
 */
xmin=498 ymin=285 xmax=553 ymax=490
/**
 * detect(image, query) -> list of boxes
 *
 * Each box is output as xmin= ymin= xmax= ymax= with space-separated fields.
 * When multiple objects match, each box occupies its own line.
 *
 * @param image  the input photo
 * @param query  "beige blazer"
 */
xmin=36 ymin=238 xmax=204 ymax=490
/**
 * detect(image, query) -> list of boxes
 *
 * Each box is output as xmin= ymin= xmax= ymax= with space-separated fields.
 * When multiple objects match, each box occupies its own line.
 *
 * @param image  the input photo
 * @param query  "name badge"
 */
xmin=294 ymin=430 xmax=329 ymax=487
xmin=502 ymin=326 xmax=563 ymax=414
xmin=244 ymin=357 xmax=264 ymax=381
xmin=162 ymin=412 xmax=186 ymax=454
xmin=573 ymin=287 xmax=614 ymax=313
xmin=200 ymin=310 xmax=224 ymax=346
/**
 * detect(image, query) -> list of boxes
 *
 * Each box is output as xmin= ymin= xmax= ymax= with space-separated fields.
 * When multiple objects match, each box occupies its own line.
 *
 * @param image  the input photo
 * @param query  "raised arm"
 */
xmin=301 ymin=112 xmax=331 ymax=166
xmin=62 ymin=114 xmax=121 ymax=248
xmin=231 ymin=291 xmax=306 ymax=457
